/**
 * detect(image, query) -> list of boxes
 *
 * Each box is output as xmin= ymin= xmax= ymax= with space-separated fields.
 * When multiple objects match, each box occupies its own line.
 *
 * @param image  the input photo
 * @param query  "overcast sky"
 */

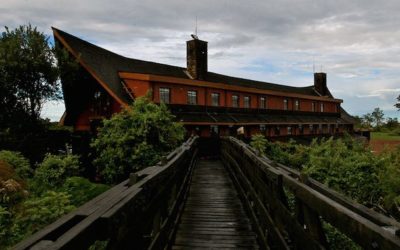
xmin=1 ymin=0 xmax=400 ymax=120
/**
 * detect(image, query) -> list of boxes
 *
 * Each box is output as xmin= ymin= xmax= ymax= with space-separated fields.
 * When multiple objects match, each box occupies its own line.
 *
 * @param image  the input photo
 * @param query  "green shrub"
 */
xmin=0 ymin=205 xmax=13 ymax=246
xmin=250 ymin=134 xmax=268 ymax=156
xmin=61 ymin=177 xmax=109 ymax=206
xmin=91 ymin=95 xmax=185 ymax=184
xmin=11 ymin=191 xmax=75 ymax=244
xmin=0 ymin=150 xmax=32 ymax=179
xmin=34 ymin=154 xmax=80 ymax=189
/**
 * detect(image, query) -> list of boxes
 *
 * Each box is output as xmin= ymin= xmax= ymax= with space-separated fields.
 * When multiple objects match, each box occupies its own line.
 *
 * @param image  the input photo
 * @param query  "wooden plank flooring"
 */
xmin=171 ymin=159 xmax=259 ymax=249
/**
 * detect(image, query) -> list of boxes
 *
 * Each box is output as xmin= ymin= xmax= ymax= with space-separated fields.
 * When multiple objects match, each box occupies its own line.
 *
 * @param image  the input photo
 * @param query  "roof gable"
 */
xmin=53 ymin=27 xmax=323 ymax=104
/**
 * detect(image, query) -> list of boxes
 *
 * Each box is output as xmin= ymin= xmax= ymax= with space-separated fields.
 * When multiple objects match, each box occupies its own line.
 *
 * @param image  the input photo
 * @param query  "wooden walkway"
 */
xmin=171 ymin=159 xmax=259 ymax=249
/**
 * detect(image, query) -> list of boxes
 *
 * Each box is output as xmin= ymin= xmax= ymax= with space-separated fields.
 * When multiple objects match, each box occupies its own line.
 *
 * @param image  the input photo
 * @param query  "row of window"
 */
xmin=208 ymin=124 xmax=340 ymax=136
xmin=159 ymin=87 xmax=326 ymax=111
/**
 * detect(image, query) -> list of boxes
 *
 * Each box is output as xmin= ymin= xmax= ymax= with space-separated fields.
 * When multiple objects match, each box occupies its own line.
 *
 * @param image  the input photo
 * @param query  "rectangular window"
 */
xmin=232 ymin=95 xmax=239 ymax=108
xmin=259 ymin=97 xmax=266 ymax=109
xmin=211 ymin=93 xmax=220 ymax=106
xmin=320 ymin=103 xmax=324 ymax=112
xmin=283 ymin=99 xmax=288 ymax=110
xmin=159 ymin=87 xmax=170 ymax=104
xmin=287 ymin=126 xmax=292 ymax=135
xmin=312 ymin=102 xmax=316 ymax=112
xmin=274 ymin=126 xmax=280 ymax=136
xmin=244 ymin=96 xmax=251 ymax=108
xmin=309 ymin=124 xmax=314 ymax=134
xmin=210 ymin=125 xmax=219 ymax=135
xmin=319 ymin=124 xmax=323 ymax=133
xmin=295 ymin=100 xmax=300 ymax=110
xmin=299 ymin=124 xmax=304 ymax=134
xmin=260 ymin=124 xmax=266 ymax=131
xmin=187 ymin=90 xmax=197 ymax=105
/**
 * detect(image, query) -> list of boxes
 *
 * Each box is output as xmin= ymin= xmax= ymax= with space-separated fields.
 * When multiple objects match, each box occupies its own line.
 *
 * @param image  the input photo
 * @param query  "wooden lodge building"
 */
xmin=54 ymin=27 xmax=355 ymax=139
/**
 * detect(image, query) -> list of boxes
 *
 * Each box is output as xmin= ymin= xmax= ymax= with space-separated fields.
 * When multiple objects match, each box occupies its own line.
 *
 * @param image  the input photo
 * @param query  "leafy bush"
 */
xmin=91 ymin=96 xmax=185 ymax=184
xmin=250 ymin=134 xmax=268 ymax=156
xmin=0 ymin=205 xmax=13 ymax=246
xmin=0 ymin=150 xmax=32 ymax=179
xmin=301 ymin=137 xmax=382 ymax=206
xmin=379 ymin=146 xmax=400 ymax=218
xmin=11 ymin=191 xmax=75 ymax=244
xmin=61 ymin=177 xmax=109 ymax=206
xmin=33 ymin=154 xmax=80 ymax=189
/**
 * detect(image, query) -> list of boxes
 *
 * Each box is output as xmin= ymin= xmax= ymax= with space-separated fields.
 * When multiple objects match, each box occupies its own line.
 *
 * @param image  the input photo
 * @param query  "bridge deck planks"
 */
xmin=171 ymin=159 xmax=259 ymax=249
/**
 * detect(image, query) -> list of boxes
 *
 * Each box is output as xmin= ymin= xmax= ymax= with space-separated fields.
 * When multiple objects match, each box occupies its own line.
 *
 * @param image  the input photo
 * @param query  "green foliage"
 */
xmin=371 ymin=107 xmax=385 ymax=130
xmin=0 ymin=205 xmax=13 ymax=246
xmin=60 ymin=177 xmax=109 ymax=206
xmin=302 ymin=138 xmax=382 ymax=205
xmin=91 ymin=95 xmax=185 ymax=184
xmin=11 ymin=191 xmax=75 ymax=243
xmin=0 ymin=150 xmax=32 ymax=179
xmin=33 ymin=154 xmax=80 ymax=190
xmin=88 ymin=240 xmax=109 ymax=250
xmin=0 ymin=24 xmax=59 ymax=125
xmin=250 ymin=134 xmax=268 ymax=156
xmin=379 ymin=146 xmax=400 ymax=218
xmin=395 ymin=95 xmax=400 ymax=111
xmin=323 ymin=222 xmax=361 ymax=250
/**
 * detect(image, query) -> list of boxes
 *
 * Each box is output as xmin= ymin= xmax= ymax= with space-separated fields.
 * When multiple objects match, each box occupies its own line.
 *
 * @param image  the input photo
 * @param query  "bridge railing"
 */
xmin=221 ymin=136 xmax=400 ymax=250
xmin=14 ymin=136 xmax=198 ymax=250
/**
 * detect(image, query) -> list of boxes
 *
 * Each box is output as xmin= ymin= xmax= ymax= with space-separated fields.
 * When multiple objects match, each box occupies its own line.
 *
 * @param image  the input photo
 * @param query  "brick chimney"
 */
xmin=314 ymin=72 xmax=327 ymax=96
xmin=187 ymin=38 xmax=207 ymax=80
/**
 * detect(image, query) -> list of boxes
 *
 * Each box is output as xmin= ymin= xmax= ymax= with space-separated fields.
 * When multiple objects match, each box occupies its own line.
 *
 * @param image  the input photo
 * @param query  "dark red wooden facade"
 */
xmin=53 ymin=28 xmax=355 ymax=138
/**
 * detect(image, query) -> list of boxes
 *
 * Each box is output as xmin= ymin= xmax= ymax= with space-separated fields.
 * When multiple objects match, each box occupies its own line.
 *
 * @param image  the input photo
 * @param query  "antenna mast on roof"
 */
xmin=313 ymin=56 xmax=315 ymax=73
xmin=195 ymin=15 xmax=198 ymax=36
xmin=191 ymin=16 xmax=199 ymax=40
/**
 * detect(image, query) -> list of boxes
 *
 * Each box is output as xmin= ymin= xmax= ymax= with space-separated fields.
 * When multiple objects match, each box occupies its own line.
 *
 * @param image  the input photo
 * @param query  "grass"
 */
xmin=371 ymin=132 xmax=400 ymax=141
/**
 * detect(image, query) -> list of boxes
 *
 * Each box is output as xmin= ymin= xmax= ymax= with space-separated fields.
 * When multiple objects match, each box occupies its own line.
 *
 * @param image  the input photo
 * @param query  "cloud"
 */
xmin=1 ymin=0 xmax=400 ymax=120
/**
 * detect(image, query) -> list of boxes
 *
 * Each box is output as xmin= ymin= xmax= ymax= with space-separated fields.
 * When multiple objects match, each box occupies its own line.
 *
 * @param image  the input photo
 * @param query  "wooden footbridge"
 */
xmin=15 ymin=137 xmax=400 ymax=249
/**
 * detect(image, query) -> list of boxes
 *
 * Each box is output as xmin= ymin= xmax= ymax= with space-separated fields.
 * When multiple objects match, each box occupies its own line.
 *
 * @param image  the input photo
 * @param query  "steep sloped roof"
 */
xmin=53 ymin=27 xmax=320 ymax=104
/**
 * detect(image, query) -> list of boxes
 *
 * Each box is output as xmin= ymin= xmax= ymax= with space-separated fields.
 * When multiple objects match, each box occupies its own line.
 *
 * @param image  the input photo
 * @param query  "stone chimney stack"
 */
xmin=187 ymin=38 xmax=207 ymax=80
xmin=314 ymin=72 xmax=327 ymax=96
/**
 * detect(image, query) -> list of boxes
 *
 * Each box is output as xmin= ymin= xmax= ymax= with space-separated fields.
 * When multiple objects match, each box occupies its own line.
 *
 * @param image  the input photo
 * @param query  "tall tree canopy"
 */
xmin=396 ymin=95 xmax=400 ymax=111
xmin=371 ymin=107 xmax=385 ymax=128
xmin=91 ymin=96 xmax=185 ymax=184
xmin=0 ymin=24 xmax=60 ymax=128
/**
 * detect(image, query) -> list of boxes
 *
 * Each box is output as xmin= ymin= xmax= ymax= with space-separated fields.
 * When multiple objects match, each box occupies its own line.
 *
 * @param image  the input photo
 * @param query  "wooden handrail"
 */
xmin=221 ymin=136 xmax=400 ymax=250
xmin=13 ymin=136 xmax=199 ymax=250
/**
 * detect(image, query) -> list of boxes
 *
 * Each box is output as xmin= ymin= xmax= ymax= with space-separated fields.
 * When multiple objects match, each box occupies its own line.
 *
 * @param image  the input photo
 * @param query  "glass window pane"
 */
xmin=159 ymin=87 xmax=170 ymax=104
xmin=244 ymin=96 xmax=250 ymax=108
xmin=260 ymin=97 xmax=266 ymax=109
xmin=283 ymin=99 xmax=288 ymax=110
xmin=232 ymin=95 xmax=239 ymax=107
xmin=187 ymin=90 xmax=197 ymax=105
xmin=211 ymin=93 xmax=220 ymax=106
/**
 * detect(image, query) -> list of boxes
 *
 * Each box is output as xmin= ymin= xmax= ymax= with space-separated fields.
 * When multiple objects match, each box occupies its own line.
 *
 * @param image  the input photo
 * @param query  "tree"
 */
xmin=91 ymin=96 xmax=185 ymax=184
xmin=0 ymin=24 xmax=60 ymax=127
xmin=396 ymin=95 xmax=400 ymax=111
xmin=371 ymin=107 xmax=385 ymax=129
xmin=362 ymin=113 xmax=373 ymax=129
